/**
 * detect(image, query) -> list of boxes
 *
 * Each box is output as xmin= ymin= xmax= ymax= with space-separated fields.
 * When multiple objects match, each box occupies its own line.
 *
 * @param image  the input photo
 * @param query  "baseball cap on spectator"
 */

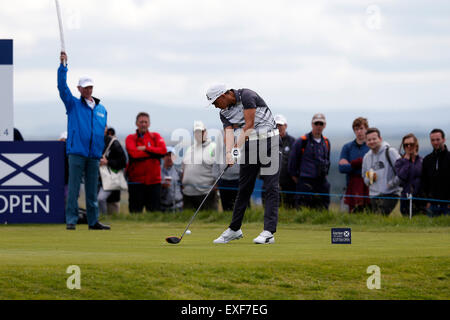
xmin=59 ymin=131 xmax=67 ymax=140
xmin=78 ymin=76 xmax=94 ymax=88
xmin=274 ymin=114 xmax=287 ymax=126
xmin=205 ymin=84 xmax=227 ymax=106
xmin=166 ymin=146 xmax=175 ymax=155
xmin=193 ymin=120 xmax=206 ymax=132
xmin=312 ymin=113 xmax=326 ymax=124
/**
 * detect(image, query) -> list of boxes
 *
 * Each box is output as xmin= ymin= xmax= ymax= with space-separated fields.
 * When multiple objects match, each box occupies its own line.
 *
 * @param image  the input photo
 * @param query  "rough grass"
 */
xmin=0 ymin=209 xmax=448 ymax=300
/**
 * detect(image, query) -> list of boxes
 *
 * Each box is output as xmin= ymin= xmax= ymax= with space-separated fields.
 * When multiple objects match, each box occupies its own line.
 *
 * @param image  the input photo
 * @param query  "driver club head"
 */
xmin=166 ymin=236 xmax=181 ymax=244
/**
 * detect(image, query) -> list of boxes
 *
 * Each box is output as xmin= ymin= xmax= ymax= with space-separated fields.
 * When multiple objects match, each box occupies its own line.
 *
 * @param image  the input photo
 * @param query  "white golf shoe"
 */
xmin=213 ymin=228 xmax=243 ymax=244
xmin=253 ymin=230 xmax=275 ymax=244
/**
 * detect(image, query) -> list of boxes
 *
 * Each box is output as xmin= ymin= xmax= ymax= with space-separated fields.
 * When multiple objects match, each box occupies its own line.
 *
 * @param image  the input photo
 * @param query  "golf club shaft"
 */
xmin=179 ymin=165 xmax=229 ymax=239
xmin=55 ymin=0 xmax=66 ymax=66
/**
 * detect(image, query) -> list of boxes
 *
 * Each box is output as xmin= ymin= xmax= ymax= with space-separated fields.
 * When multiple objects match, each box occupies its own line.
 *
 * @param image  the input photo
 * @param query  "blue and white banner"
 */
xmin=0 ymin=142 xmax=65 ymax=223
xmin=0 ymin=39 xmax=13 ymax=141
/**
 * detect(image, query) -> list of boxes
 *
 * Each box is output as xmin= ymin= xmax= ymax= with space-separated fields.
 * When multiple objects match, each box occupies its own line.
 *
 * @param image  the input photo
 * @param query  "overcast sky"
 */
xmin=1 ymin=0 xmax=449 ymax=140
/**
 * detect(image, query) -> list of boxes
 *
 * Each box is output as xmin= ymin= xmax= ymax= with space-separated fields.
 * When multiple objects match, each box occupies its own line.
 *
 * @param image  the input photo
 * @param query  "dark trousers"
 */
xmin=370 ymin=194 xmax=399 ymax=215
xmin=229 ymin=136 xmax=281 ymax=234
xmin=183 ymin=192 xmax=218 ymax=211
xmin=295 ymin=177 xmax=330 ymax=210
xmin=426 ymin=203 xmax=450 ymax=217
xmin=280 ymin=180 xmax=297 ymax=209
xmin=218 ymin=179 xmax=239 ymax=211
xmin=400 ymin=198 xmax=426 ymax=216
xmin=128 ymin=183 xmax=161 ymax=213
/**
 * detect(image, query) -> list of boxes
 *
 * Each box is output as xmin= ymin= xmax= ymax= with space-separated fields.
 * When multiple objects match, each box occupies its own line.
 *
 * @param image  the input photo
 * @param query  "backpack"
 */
xmin=299 ymin=134 xmax=330 ymax=157
xmin=297 ymin=134 xmax=331 ymax=177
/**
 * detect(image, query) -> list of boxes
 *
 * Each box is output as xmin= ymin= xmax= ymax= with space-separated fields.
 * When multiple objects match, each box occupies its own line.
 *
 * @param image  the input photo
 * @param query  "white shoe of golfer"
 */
xmin=253 ymin=230 xmax=275 ymax=244
xmin=213 ymin=228 xmax=243 ymax=244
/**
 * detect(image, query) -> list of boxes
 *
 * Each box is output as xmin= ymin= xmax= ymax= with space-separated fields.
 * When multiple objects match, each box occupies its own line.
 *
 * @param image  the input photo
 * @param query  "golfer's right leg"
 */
xmin=66 ymin=155 xmax=85 ymax=226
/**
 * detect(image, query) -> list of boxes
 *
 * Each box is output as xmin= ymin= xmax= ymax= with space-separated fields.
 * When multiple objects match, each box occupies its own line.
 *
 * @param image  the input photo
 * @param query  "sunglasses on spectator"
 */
xmin=403 ymin=143 xmax=415 ymax=147
xmin=313 ymin=122 xmax=324 ymax=126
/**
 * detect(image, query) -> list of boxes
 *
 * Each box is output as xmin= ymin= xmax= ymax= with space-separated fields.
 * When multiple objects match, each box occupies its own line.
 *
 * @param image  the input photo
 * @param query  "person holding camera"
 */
xmin=288 ymin=113 xmax=331 ymax=210
xmin=394 ymin=133 xmax=424 ymax=216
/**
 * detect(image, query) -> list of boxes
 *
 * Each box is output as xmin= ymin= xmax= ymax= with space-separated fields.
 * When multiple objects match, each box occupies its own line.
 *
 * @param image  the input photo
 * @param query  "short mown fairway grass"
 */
xmin=0 ymin=209 xmax=449 ymax=300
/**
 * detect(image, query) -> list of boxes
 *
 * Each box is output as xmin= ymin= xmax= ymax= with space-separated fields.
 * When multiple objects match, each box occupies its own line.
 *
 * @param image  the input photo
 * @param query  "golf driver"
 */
xmin=166 ymin=165 xmax=229 ymax=244
xmin=55 ymin=0 xmax=67 ymax=66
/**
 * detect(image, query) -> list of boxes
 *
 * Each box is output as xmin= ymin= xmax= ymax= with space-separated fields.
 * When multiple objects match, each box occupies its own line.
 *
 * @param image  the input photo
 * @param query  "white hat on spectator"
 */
xmin=78 ymin=76 xmax=94 ymax=88
xmin=274 ymin=114 xmax=287 ymax=126
xmin=193 ymin=120 xmax=206 ymax=131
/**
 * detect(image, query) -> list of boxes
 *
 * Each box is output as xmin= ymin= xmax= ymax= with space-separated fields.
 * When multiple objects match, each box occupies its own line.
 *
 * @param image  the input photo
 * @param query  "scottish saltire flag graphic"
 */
xmin=0 ymin=154 xmax=50 ymax=187
xmin=0 ymin=39 xmax=13 ymax=141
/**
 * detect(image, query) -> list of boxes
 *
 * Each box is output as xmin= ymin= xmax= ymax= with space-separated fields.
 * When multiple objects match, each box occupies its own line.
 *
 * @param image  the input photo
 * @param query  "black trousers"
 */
xmin=280 ymin=179 xmax=297 ymax=209
xmin=295 ymin=177 xmax=330 ymax=210
xmin=218 ymin=179 xmax=239 ymax=211
xmin=183 ymin=192 xmax=218 ymax=211
xmin=229 ymin=136 xmax=281 ymax=234
xmin=370 ymin=194 xmax=399 ymax=216
xmin=128 ymin=183 xmax=161 ymax=213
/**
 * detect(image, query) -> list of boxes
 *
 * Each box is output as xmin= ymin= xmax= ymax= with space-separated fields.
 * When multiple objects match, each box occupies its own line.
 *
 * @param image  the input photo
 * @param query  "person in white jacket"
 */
xmin=362 ymin=128 xmax=402 ymax=215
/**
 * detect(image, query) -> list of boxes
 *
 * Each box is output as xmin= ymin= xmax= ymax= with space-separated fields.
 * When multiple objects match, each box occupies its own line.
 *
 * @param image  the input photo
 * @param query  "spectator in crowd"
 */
xmin=275 ymin=114 xmax=296 ymax=208
xmin=125 ymin=112 xmax=167 ymax=213
xmin=14 ymin=128 xmax=24 ymax=141
xmin=161 ymin=147 xmax=183 ymax=212
xmin=182 ymin=121 xmax=220 ymax=211
xmin=288 ymin=113 xmax=331 ymax=210
xmin=395 ymin=133 xmax=424 ymax=216
xmin=57 ymin=51 xmax=110 ymax=230
xmin=362 ymin=128 xmax=401 ymax=215
xmin=98 ymin=128 xmax=127 ymax=215
xmin=421 ymin=129 xmax=450 ymax=217
xmin=106 ymin=127 xmax=116 ymax=137
xmin=338 ymin=117 xmax=370 ymax=213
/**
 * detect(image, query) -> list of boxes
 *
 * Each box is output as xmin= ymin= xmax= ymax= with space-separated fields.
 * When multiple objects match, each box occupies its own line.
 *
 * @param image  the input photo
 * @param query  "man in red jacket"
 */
xmin=126 ymin=112 xmax=167 ymax=213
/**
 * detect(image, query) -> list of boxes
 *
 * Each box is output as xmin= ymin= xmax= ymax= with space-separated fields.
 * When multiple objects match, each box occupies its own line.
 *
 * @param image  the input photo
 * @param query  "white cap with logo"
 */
xmin=205 ymin=84 xmax=227 ymax=106
xmin=274 ymin=114 xmax=287 ymax=126
xmin=78 ymin=76 xmax=94 ymax=88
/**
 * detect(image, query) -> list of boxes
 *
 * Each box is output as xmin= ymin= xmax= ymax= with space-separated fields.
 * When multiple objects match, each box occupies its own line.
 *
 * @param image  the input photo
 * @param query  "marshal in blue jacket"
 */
xmin=57 ymin=64 xmax=107 ymax=159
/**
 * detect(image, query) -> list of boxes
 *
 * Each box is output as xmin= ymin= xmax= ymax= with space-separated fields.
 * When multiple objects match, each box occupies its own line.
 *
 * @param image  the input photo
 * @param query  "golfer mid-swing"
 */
xmin=206 ymin=84 xmax=281 ymax=244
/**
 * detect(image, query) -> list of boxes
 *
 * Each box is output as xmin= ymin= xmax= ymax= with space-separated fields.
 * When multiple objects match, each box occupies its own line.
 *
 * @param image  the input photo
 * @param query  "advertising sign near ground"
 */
xmin=0 ymin=142 xmax=65 ymax=223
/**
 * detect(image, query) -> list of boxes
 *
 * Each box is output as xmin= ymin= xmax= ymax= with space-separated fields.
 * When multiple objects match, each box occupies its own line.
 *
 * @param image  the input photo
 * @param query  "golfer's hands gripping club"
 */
xmin=226 ymin=148 xmax=240 ymax=167
xmin=60 ymin=51 xmax=67 ymax=66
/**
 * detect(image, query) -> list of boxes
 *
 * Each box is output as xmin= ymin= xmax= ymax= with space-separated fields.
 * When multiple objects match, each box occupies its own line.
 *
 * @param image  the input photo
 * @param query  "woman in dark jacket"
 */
xmin=98 ymin=132 xmax=127 ymax=214
xmin=395 ymin=133 xmax=424 ymax=216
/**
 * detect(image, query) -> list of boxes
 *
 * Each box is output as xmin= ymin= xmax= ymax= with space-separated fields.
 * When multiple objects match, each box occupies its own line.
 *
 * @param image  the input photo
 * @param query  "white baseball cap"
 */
xmin=78 ymin=76 xmax=94 ymax=88
xmin=59 ymin=131 xmax=67 ymax=140
xmin=274 ymin=114 xmax=287 ymax=126
xmin=193 ymin=120 xmax=206 ymax=131
xmin=166 ymin=146 xmax=175 ymax=154
xmin=205 ymin=84 xmax=227 ymax=106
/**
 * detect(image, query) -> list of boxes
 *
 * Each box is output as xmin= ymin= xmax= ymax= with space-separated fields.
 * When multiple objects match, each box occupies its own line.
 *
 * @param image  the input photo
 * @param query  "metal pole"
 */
xmin=408 ymin=193 xmax=413 ymax=220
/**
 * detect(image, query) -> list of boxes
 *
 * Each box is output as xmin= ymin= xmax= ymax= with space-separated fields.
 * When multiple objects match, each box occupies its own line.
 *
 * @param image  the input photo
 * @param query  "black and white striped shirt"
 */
xmin=219 ymin=89 xmax=276 ymax=134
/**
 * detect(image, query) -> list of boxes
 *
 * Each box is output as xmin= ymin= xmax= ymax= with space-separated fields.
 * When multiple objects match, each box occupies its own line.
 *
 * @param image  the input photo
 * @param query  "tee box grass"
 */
xmin=0 ymin=209 xmax=449 ymax=300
